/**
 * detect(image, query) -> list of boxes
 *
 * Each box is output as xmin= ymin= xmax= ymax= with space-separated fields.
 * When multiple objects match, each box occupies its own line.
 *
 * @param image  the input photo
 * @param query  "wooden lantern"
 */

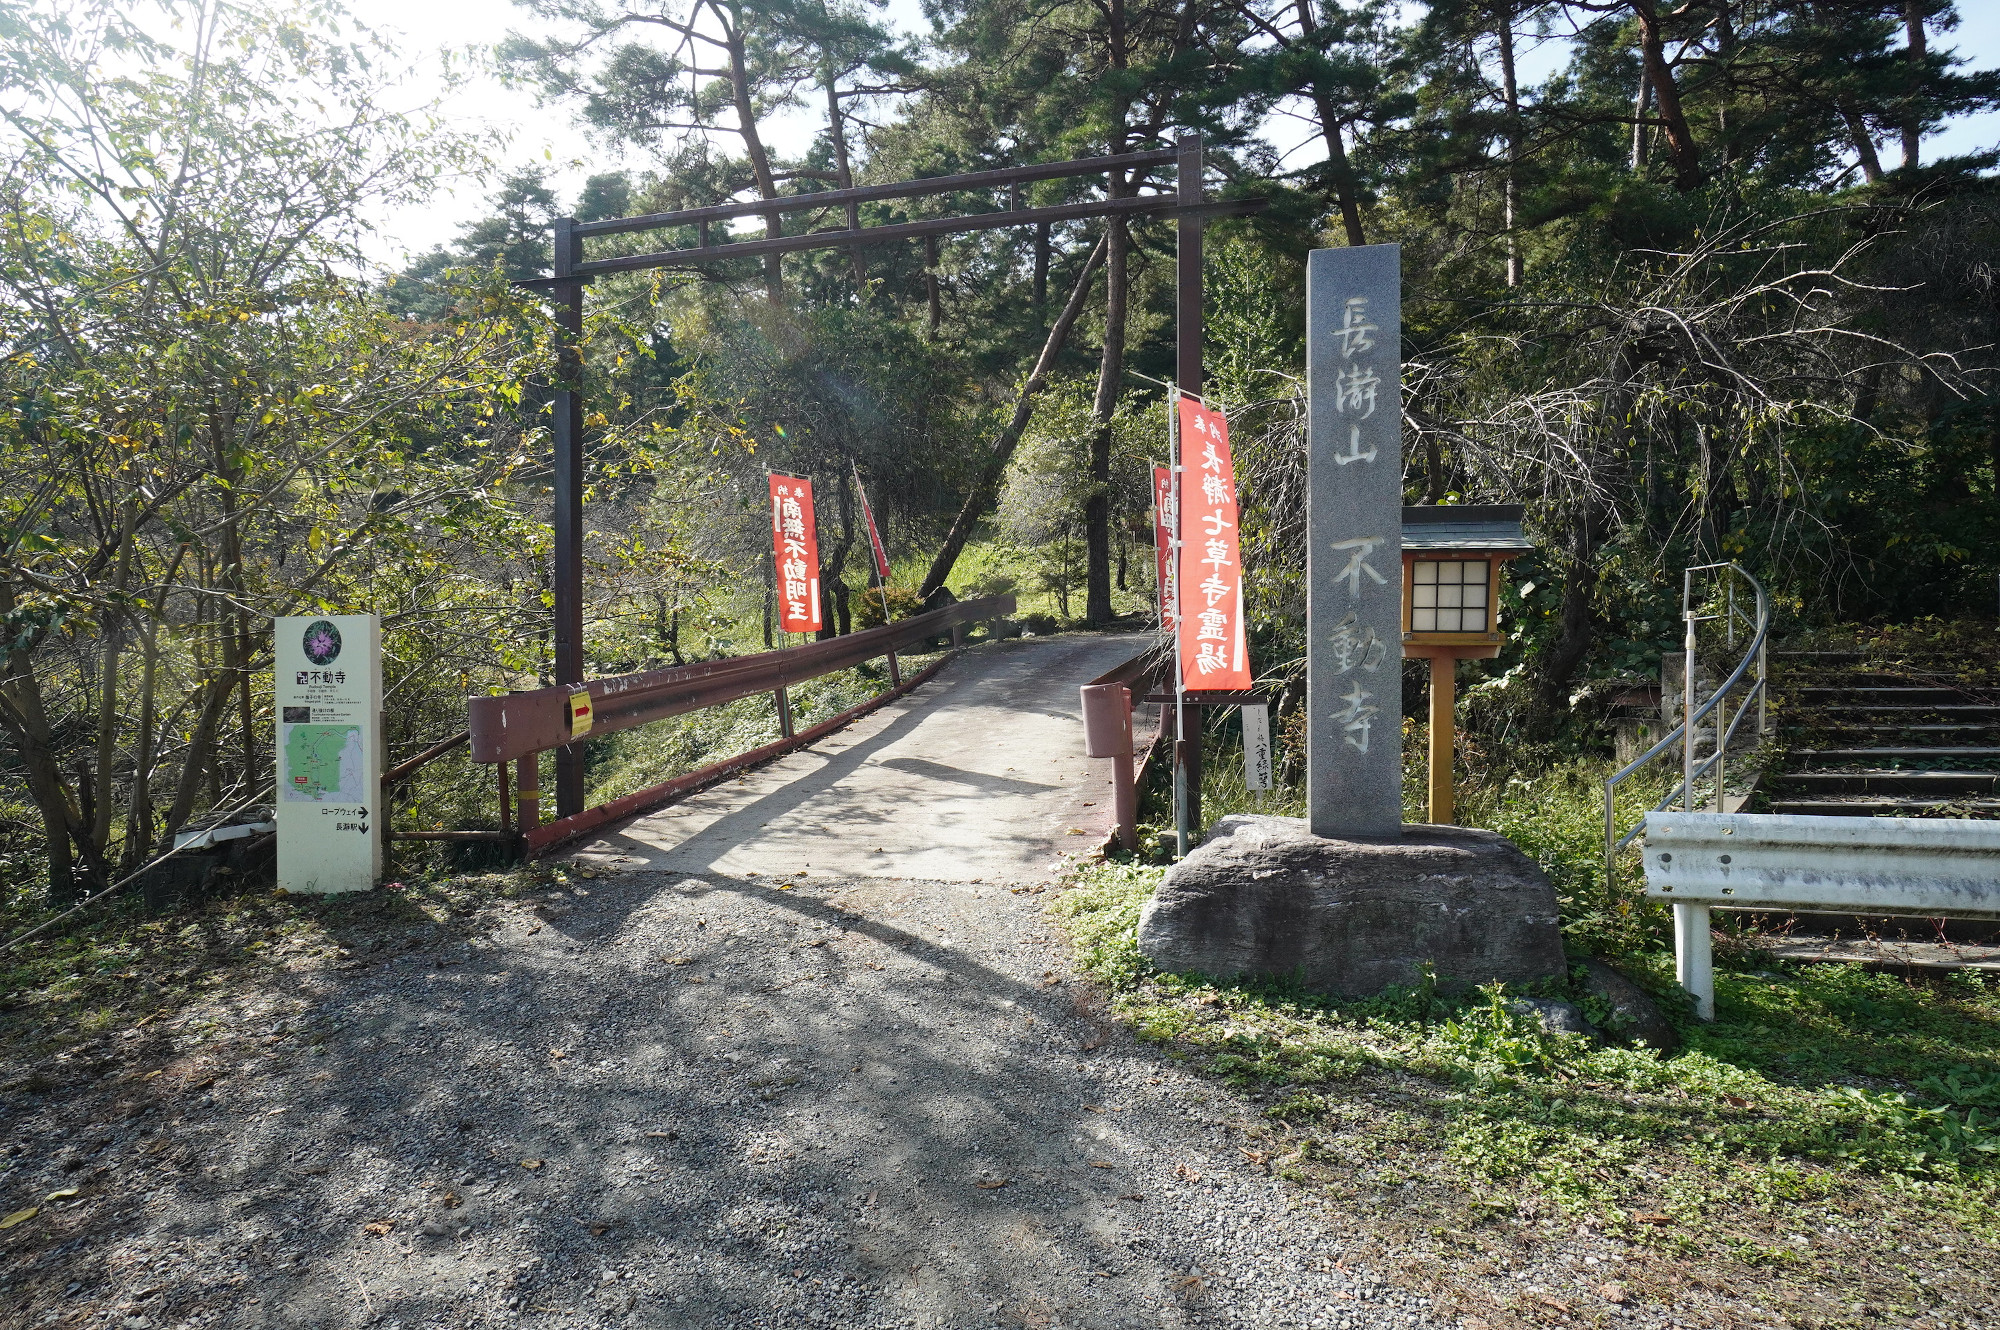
xmin=1401 ymin=505 xmax=1533 ymax=824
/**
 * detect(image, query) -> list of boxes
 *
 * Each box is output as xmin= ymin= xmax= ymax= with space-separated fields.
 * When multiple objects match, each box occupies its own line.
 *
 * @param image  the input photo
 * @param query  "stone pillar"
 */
xmin=1307 ymin=246 xmax=1404 ymax=838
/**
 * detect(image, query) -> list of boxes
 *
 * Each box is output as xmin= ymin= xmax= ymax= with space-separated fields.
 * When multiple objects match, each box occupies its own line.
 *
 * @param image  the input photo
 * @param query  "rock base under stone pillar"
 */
xmin=1136 ymin=815 xmax=1566 ymax=997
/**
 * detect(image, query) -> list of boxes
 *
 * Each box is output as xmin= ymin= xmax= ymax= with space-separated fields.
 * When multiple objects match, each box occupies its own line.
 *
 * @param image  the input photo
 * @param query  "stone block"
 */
xmin=1135 ymin=814 xmax=1565 ymax=997
xmin=1578 ymin=957 xmax=1681 ymax=1052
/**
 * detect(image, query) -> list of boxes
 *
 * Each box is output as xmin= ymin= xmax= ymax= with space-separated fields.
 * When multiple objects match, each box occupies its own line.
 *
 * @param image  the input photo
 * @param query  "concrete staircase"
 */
xmin=1754 ymin=646 xmax=2000 ymax=962
xmin=1765 ymin=650 xmax=2000 ymax=818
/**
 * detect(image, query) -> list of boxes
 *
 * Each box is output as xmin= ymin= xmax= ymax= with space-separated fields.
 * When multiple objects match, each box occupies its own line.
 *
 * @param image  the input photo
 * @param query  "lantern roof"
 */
xmin=1401 ymin=505 xmax=1532 ymax=553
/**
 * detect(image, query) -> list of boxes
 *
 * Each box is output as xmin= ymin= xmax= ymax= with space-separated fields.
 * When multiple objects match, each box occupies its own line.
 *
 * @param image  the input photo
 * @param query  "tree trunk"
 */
xmin=1902 ymin=0 xmax=1927 ymax=169
xmin=1085 ymin=213 xmax=1128 ymax=624
xmin=1841 ymin=102 xmax=1886 ymax=183
xmin=123 ymin=616 xmax=161 ymax=873
xmin=159 ymin=674 xmax=238 ymax=846
xmin=924 ymin=235 xmax=942 ymax=336
xmin=1085 ymin=0 xmax=1130 ymax=626
xmin=817 ymin=471 xmax=856 ymax=641
xmin=1033 ymin=222 xmax=1051 ymax=330
xmin=0 ymin=589 xmax=86 ymax=902
xmin=920 ymin=237 xmax=1109 ymax=600
xmin=1299 ymin=0 xmax=1366 ymax=245
xmin=1629 ymin=0 xmax=1703 ymax=192
xmin=1630 ymin=70 xmax=1651 ymax=171
xmin=726 ymin=19 xmax=785 ymax=305
xmin=825 ymin=76 xmax=868 ymax=291
xmin=1496 ymin=5 xmax=1522 ymax=287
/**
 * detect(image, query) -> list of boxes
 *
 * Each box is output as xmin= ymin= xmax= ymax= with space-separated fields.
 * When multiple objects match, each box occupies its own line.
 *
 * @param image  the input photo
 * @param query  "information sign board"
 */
xmin=275 ymin=613 xmax=382 ymax=893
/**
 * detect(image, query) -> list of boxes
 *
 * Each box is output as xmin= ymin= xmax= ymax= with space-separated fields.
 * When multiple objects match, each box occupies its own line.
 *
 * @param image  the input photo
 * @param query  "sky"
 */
xmin=345 ymin=0 xmax=2000 ymax=268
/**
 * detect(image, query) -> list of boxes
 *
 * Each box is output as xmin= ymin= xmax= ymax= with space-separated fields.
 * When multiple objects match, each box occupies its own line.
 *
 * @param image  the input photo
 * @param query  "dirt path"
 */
xmin=1 ymin=639 xmax=1453 ymax=1330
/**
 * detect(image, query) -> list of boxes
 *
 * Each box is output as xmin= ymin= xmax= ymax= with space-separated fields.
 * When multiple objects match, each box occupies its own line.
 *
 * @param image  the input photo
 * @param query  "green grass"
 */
xmin=1051 ymin=841 xmax=2000 ymax=1295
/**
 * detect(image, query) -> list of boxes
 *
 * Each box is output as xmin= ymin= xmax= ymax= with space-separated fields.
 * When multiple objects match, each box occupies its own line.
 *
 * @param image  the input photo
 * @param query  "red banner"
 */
xmin=769 ymin=473 xmax=823 ymax=633
xmin=853 ymin=465 xmax=891 ymax=580
xmin=1153 ymin=465 xmax=1178 ymax=635
xmin=1175 ymin=399 xmax=1251 ymax=690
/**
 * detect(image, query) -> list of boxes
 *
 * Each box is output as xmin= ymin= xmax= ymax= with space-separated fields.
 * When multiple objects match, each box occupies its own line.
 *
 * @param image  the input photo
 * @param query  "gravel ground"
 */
xmin=0 ymin=644 xmax=1687 ymax=1330
xmin=0 ymin=856 xmax=1552 ymax=1330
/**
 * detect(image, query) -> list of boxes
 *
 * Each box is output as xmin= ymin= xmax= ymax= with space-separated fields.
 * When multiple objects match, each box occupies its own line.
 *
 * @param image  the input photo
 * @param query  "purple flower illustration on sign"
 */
xmin=302 ymin=619 xmax=342 ymax=666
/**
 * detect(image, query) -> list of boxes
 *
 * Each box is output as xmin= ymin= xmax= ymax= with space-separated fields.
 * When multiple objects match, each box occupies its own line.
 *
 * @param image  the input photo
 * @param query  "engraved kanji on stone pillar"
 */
xmin=1307 ymin=246 xmax=1403 ymax=838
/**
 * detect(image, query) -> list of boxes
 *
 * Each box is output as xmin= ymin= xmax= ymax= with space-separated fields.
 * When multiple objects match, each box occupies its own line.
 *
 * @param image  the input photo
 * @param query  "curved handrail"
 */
xmin=1603 ymin=563 xmax=1770 ymax=890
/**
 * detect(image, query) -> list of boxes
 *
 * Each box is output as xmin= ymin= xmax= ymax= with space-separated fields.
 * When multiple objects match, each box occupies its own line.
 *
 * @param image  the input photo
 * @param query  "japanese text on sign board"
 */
xmin=769 ymin=474 xmax=824 ymax=633
xmin=1176 ymin=400 xmax=1251 ymax=690
xmin=1153 ymin=465 xmax=1178 ymax=636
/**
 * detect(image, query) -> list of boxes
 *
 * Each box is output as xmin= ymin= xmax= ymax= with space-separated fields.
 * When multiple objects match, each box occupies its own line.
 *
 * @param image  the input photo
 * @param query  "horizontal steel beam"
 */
xmin=1642 ymin=811 xmax=2000 ymax=921
xmin=573 ymin=148 xmax=1180 ymax=238
xmin=522 ymin=650 xmax=959 ymax=855
xmin=468 ymin=595 xmax=1015 ymax=765
xmin=570 ymin=196 xmax=1265 ymax=281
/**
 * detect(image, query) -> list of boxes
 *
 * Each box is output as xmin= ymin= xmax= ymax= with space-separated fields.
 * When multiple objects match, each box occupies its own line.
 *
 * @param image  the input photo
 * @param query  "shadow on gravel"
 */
xmin=2 ymin=864 xmax=1214 ymax=1330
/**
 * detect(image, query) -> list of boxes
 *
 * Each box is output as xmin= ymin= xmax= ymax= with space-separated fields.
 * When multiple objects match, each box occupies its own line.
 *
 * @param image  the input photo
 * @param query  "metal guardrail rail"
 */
xmin=457 ymin=595 xmax=1015 ymax=855
xmin=1603 ymin=562 xmax=1770 ymax=898
xmin=1642 ymin=810 xmax=2000 ymax=1018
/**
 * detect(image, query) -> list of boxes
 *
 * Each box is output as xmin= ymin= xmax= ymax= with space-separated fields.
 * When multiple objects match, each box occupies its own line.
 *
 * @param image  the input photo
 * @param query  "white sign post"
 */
xmin=1241 ymin=703 xmax=1273 ymax=792
xmin=275 ymin=614 xmax=382 ymax=893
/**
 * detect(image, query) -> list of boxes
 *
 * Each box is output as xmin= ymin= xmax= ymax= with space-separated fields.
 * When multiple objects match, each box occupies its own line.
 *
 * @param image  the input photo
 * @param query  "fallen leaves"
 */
xmin=1598 ymin=1282 xmax=1630 ymax=1304
xmin=1631 ymin=1212 xmax=1672 ymax=1226
xmin=1174 ymin=1163 xmax=1202 ymax=1183
xmin=439 ymin=1191 xmax=462 ymax=1210
xmin=520 ymin=1159 xmax=544 ymax=1171
xmin=44 ymin=1187 xmax=78 ymax=1201
xmin=0 ymin=1207 xmax=37 ymax=1231
xmin=548 ymin=1048 xmax=568 ymax=1061
xmin=659 ymin=956 xmax=692 ymax=966
xmin=362 ymin=1220 xmax=394 ymax=1236
xmin=1087 ymin=1161 xmax=1115 ymax=1169
xmin=975 ymin=1178 xmax=1011 ymax=1190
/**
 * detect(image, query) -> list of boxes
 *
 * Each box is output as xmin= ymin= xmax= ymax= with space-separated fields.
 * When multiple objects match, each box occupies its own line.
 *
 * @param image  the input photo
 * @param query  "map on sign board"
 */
xmin=282 ymin=724 xmax=364 ymax=801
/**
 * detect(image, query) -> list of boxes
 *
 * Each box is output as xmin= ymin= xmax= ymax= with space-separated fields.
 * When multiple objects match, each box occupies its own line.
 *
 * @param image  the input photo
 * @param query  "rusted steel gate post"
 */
xmin=519 ymin=136 xmax=1258 ymax=835
xmin=550 ymin=217 xmax=588 ymax=818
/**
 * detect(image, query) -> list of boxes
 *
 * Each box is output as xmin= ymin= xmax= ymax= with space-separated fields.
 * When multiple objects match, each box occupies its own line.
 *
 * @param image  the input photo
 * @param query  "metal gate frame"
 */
xmin=520 ymin=133 xmax=1263 ymax=818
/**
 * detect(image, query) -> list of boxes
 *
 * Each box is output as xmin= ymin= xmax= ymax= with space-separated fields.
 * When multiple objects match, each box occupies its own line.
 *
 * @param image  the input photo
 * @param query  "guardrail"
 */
xmin=1604 ymin=562 xmax=1770 ymax=898
xmin=1642 ymin=810 xmax=2000 ymax=1018
xmin=1079 ymin=647 xmax=1173 ymax=851
xmin=454 ymin=595 xmax=1015 ymax=855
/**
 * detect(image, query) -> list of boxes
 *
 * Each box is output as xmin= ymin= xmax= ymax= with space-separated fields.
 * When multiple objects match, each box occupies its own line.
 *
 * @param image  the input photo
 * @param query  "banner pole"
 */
xmin=1170 ymin=386 xmax=1190 ymax=859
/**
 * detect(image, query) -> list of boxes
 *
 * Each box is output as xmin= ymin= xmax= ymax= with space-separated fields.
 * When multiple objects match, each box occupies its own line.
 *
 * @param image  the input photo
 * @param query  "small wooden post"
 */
xmin=1428 ymin=655 xmax=1455 ymax=824
xmin=516 ymin=753 xmax=540 ymax=830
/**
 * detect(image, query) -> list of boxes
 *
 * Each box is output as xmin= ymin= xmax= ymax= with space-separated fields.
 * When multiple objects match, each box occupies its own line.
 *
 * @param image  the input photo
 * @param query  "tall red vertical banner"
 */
xmin=1153 ymin=465 xmax=1178 ymax=635
xmin=769 ymin=473 xmax=823 ymax=633
xmin=1175 ymin=400 xmax=1251 ymax=689
xmin=853 ymin=465 xmax=892 ymax=580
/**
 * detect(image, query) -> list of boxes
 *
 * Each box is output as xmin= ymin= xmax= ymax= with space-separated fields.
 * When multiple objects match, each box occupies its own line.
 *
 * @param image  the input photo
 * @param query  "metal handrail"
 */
xmin=1603 ymin=563 xmax=1770 ymax=892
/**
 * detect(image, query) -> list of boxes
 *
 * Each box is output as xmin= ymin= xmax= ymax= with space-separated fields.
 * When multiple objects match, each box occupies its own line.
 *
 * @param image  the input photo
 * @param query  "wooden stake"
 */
xmin=1429 ymin=654 xmax=1455 ymax=824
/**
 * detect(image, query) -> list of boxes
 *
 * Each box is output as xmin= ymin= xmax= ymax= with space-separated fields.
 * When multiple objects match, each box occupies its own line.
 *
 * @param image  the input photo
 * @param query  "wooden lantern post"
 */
xmin=1400 ymin=506 xmax=1532 ymax=824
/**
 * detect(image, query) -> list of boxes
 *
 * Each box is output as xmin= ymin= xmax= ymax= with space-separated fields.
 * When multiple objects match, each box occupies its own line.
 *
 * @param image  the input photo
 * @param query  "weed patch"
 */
xmin=1051 ymin=855 xmax=2000 ymax=1303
